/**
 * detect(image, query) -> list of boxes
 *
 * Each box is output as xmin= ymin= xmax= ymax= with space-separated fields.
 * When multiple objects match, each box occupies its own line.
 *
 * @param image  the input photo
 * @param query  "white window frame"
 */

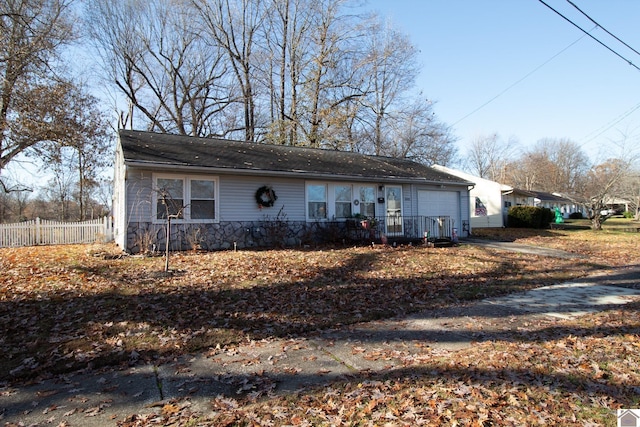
xmin=306 ymin=182 xmax=328 ymax=220
xmin=152 ymin=173 xmax=219 ymax=224
xmin=307 ymin=182 xmax=381 ymax=221
xmin=334 ymin=184 xmax=353 ymax=219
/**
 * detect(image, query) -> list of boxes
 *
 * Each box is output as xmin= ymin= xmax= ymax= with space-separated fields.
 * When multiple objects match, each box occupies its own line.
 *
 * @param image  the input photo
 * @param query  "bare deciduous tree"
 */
xmin=86 ymin=0 xmax=454 ymax=166
xmin=40 ymin=145 xmax=76 ymax=220
xmin=504 ymin=138 xmax=589 ymax=194
xmin=575 ymin=158 xmax=630 ymax=230
xmin=385 ymin=98 xmax=457 ymax=166
xmin=358 ymin=16 xmax=419 ymax=156
xmin=618 ymin=169 xmax=640 ymax=219
xmin=86 ymin=0 xmax=232 ymax=137
xmin=466 ymin=133 xmax=518 ymax=182
xmin=192 ymin=0 xmax=269 ymax=141
xmin=0 ymin=174 xmax=31 ymax=222
xmin=499 ymin=135 xmax=634 ymax=230
xmin=261 ymin=0 xmax=315 ymax=146
xmin=296 ymin=0 xmax=364 ymax=148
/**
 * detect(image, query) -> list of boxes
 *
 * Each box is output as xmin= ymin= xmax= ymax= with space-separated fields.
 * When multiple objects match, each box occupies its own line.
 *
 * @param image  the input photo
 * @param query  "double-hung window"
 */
xmin=307 ymin=182 xmax=378 ymax=221
xmin=156 ymin=178 xmax=185 ymax=220
xmin=335 ymin=185 xmax=352 ymax=218
xmin=307 ymin=184 xmax=327 ymax=219
xmin=190 ymin=179 xmax=216 ymax=219
xmin=154 ymin=174 xmax=217 ymax=222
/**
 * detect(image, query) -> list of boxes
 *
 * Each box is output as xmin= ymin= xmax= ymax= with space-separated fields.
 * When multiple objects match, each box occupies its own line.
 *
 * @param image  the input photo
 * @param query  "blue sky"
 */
xmin=363 ymin=0 xmax=640 ymax=163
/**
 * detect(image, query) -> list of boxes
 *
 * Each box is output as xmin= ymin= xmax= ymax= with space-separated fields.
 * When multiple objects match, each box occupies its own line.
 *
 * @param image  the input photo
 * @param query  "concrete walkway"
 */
xmin=2 ymin=250 xmax=639 ymax=426
xmin=462 ymin=238 xmax=587 ymax=259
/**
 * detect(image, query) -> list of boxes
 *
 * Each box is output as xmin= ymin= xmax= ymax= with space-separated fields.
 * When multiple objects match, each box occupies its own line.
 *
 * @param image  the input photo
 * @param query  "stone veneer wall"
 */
xmin=125 ymin=220 xmax=350 ymax=253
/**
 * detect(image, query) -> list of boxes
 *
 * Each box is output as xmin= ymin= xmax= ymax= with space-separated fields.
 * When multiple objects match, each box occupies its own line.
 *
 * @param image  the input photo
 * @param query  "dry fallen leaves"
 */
xmin=0 ymin=230 xmax=638 ymax=426
xmin=2 ymin=240 xmax=602 ymax=382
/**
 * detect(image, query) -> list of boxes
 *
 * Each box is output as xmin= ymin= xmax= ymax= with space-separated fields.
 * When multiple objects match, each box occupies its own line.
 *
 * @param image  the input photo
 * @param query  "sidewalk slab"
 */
xmin=484 ymin=282 xmax=640 ymax=319
xmin=1 ymin=364 xmax=160 ymax=427
xmin=462 ymin=239 xmax=586 ymax=259
xmin=158 ymin=337 xmax=355 ymax=410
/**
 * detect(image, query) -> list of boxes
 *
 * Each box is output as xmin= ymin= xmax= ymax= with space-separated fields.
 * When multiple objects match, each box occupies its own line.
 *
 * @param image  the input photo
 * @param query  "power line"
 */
xmin=452 ymin=31 xmax=591 ymax=126
xmin=453 ymin=2 xmax=640 ymax=133
xmin=579 ymin=102 xmax=640 ymax=145
xmin=539 ymin=1 xmax=640 ymax=148
xmin=537 ymin=0 xmax=640 ymax=71
xmin=566 ymin=0 xmax=640 ymax=58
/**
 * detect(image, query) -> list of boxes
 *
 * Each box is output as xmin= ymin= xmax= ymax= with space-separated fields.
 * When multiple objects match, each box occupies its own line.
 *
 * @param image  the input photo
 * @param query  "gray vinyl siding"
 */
xmin=123 ymin=169 xmax=307 ymax=223
xmin=404 ymin=184 xmax=416 ymax=216
xmin=123 ymin=168 xmax=471 ymax=225
xmin=219 ymin=175 xmax=306 ymax=221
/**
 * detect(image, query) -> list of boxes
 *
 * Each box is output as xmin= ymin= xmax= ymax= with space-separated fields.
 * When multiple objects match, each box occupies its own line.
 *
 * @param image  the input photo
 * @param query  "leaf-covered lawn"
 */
xmin=472 ymin=227 xmax=640 ymax=267
xmin=201 ymin=304 xmax=640 ymax=426
xmin=1 ymin=230 xmax=639 ymax=425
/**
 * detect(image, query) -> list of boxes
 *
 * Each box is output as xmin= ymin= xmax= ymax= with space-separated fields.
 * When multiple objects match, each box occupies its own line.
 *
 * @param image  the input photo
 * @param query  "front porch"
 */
xmin=344 ymin=215 xmax=462 ymax=245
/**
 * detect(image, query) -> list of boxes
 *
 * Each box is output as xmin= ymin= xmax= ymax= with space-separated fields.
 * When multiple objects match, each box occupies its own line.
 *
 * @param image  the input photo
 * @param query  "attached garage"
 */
xmin=418 ymin=190 xmax=461 ymax=238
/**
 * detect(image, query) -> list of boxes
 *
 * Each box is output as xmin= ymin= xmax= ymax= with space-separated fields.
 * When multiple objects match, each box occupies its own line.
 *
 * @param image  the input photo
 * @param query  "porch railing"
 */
xmin=345 ymin=215 xmax=455 ymax=242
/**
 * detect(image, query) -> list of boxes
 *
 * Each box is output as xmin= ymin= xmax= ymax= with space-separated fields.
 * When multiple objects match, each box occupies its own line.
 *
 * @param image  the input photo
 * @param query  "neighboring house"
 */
xmin=531 ymin=191 xmax=586 ymax=218
xmin=602 ymin=196 xmax=632 ymax=214
xmin=433 ymin=165 xmax=535 ymax=229
xmin=501 ymin=188 xmax=536 ymax=208
xmin=113 ymin=130 xmax=473 ymax=253
xmin=501 ymin=188 xmax=536 ymax=224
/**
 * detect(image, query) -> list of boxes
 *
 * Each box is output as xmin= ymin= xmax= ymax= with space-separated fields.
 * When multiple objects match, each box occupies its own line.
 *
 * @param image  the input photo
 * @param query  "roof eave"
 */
xmin=124 ymin=160 xmax=472 ymax=186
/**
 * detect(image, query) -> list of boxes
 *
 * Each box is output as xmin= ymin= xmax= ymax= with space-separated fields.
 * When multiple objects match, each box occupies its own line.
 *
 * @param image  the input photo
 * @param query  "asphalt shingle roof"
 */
xmin=119 ymin=130 xmax=472 ymax=185
xmin=531 ymin=191 xmax=571 ymax=202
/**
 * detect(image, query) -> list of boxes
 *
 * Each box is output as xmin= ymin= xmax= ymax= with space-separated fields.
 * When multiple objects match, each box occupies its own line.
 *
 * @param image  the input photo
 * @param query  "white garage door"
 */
xmin=418 ymin=190 xmax=460 ymax=238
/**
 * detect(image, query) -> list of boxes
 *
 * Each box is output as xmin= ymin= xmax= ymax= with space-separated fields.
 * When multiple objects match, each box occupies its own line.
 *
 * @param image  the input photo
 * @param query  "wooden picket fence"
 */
xmin=0 ymin=217 xmax=112 ymax=248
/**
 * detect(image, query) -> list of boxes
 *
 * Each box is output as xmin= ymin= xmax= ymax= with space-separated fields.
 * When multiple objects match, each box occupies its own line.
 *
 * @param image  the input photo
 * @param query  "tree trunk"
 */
xmin=0 ymin=75 xmax=13 ymax=169
xmin=279 ymin=0 xmax=289 ymax=139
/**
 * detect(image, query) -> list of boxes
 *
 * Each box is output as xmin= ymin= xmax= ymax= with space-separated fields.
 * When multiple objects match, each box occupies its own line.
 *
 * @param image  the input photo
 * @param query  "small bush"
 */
xmin=623 ymin=211 xmax=634 ymax=219
xmin=569 ymin=212 xmax=583 ymax=219
xmin=507 ymin=206 xmax=554 ymax=228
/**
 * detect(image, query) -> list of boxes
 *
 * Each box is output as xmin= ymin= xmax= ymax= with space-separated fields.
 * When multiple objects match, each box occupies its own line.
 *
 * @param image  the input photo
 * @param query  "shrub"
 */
xmin=507 ymin=206 xmax=554 ymax=228
xmin=569 ymin=212 xmax=583 ymax=219
xmin=623 ymin=211 xmax=634 ymax=219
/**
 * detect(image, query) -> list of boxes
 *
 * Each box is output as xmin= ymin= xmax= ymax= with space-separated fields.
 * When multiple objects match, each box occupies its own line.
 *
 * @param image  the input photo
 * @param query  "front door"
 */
xmin=386 ymin=186 xmax=403 ymax=236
